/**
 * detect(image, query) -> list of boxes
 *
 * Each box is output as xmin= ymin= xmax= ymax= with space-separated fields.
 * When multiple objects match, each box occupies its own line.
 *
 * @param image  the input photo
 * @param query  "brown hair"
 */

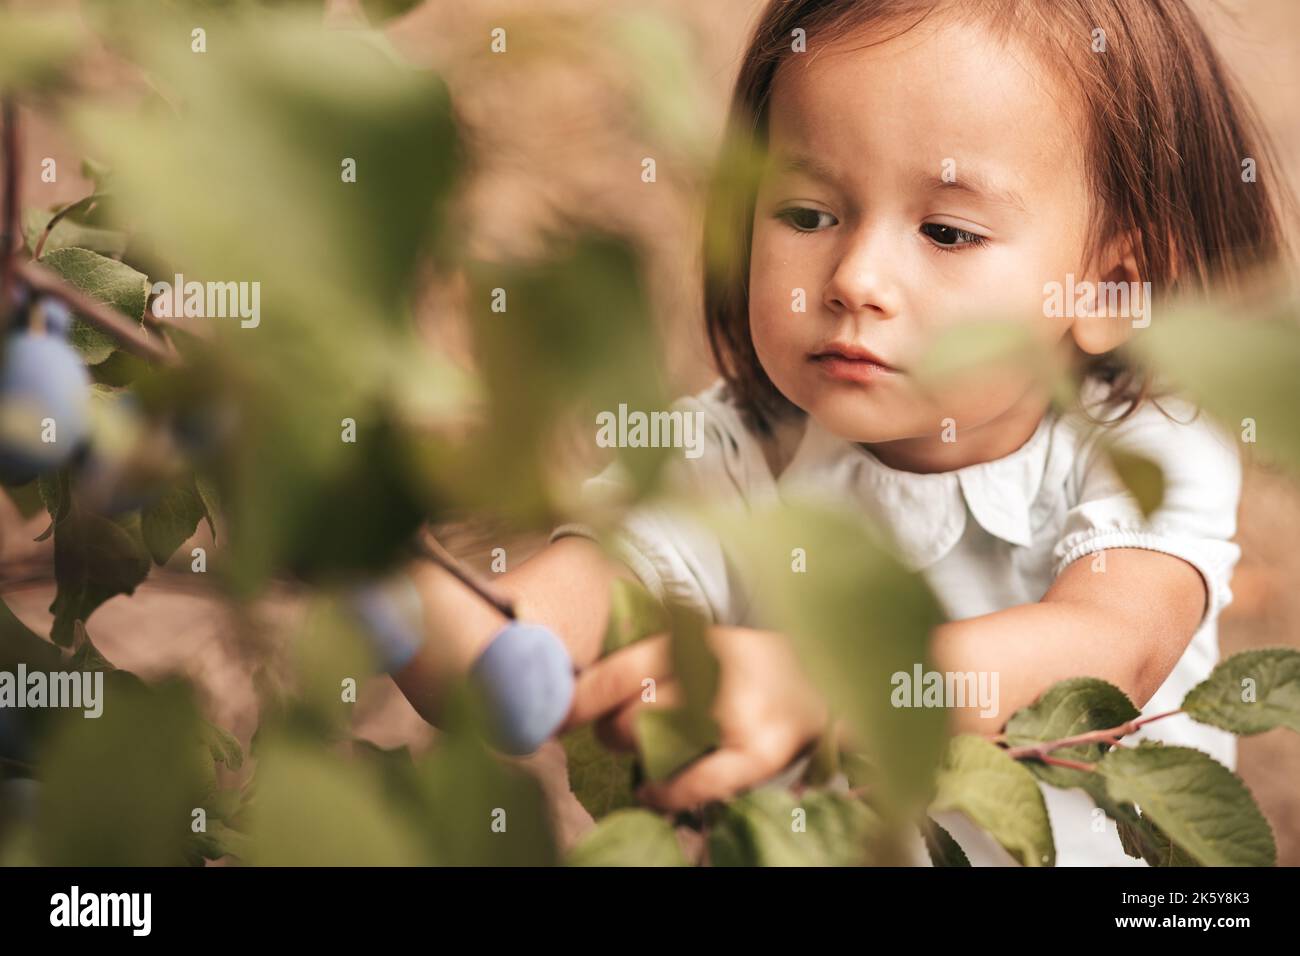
xmin=702 ymin=0 xmax=1293 ymax=432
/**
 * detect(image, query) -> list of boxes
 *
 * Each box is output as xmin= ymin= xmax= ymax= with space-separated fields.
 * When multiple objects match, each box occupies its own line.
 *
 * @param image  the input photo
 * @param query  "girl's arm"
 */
xmin=930 ymin=546 xmax=1207 ymax=736
xmin=390 ymin=535 xmax=636 ymax=727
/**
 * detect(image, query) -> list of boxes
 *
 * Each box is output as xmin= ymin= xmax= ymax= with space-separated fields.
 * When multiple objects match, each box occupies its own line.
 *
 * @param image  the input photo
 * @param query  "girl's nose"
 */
xmin=822 ymin=225 xmax=903 ymax=319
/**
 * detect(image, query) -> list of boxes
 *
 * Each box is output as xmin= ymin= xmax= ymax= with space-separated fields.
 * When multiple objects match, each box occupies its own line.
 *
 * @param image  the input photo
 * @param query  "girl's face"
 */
xmin=749 ymin=17 xmax=1098 ymax=465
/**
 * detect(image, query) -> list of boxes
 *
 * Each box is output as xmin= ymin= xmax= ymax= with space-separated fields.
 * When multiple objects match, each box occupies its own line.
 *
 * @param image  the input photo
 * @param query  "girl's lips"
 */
xmin=810 ymin=351 xmax=900 ymax=384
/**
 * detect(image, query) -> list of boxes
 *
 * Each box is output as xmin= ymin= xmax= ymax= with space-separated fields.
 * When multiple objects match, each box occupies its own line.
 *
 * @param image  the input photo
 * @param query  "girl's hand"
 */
xmin=558 ymin=625 xmax=829 ymax=812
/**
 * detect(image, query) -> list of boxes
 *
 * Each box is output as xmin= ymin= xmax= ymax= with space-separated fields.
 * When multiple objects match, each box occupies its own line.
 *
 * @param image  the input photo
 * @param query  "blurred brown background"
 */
xmin=1 ymin=0 xmax=1297 ymax=864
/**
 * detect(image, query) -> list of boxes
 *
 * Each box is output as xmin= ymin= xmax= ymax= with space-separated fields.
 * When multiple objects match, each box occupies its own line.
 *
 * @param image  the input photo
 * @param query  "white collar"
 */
xmin=775 ymin=409 xmax=1058 ymax=571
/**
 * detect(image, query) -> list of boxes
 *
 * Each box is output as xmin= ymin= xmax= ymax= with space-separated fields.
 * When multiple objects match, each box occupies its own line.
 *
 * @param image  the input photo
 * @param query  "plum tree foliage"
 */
xmin=0 ymin=1 xmax=1298 ymax=867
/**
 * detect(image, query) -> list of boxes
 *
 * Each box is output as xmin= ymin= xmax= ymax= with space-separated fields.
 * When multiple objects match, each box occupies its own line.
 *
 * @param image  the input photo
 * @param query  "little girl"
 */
xmin=392 ymin=0 xmax=1289 ymax=866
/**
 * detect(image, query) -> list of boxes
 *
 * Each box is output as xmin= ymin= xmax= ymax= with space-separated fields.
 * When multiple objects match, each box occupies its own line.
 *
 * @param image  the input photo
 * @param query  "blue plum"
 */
xmin=0 ymin=331 xmax=91 ymax=484
xmin=345 ymin=573 xmax=426 ymax=673
xmin=39 ymin=298 xmax=74 ymax=338
xmin=469 ymin=621 xmax=575 ymax=756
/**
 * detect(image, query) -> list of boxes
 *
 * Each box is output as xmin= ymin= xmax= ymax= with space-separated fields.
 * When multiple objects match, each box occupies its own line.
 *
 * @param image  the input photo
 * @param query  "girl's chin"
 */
xmin=802 ymin=395 xmax=911 ymax=445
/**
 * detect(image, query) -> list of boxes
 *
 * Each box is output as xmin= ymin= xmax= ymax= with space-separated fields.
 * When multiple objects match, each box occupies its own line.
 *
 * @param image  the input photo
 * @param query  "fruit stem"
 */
xmin=411 ymin=530 xmax=516 ymax=620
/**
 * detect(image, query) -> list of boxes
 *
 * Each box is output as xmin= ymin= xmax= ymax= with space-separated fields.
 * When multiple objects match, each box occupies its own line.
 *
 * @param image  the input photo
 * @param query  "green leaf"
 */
xmin=635 ymin=708 xmax=719 ymax=783
xmin=567 ymin=809 xmax=687 ymax=866
xmin=1182 ymin=648 xmax=1300 ymax=735
xmin=1003 ymin=677 xmax=1140 ymax=790
xmin=410 ymin=724 xmax=558 ymax=866
xmin=709 ymin=500 xmax=947 ymax=811
xmin=40 ymin=247 xmax=151 ymax=365
xmin=36 ymin=679 xmax=211 ymax=865
xmin=24 ymin=205 xmax=128 ymax=258
xmin=3 ymin=480 xmax=48 ymax=520
xmin=244 ymin=733 xmax=423 ymax=866
xmin=454 ymin=235 xmax=669 ymax=525
xmin=634 ymin=604 xmax=721 ymax=782
xmin=930 ymin=736 xmax=1055 ymax=867
xmin=1105 ymin=448 xmax=1164 ymax=518
xmin=141 ymin=473 xmax=207 ymax=565
xmin=922 ymin=816 xmax=971 ymax=867
xmin=602 ymin=576 xmax=669 ymax=657
xmin=48 ymin=510 xmax=152 ymax=647
xmin=708 ymin=788 xmax=879 ymax=866
xmin=194 ymin=472 xmax=220 ymax=541
xmin=359 ymin=0 xmax=422 ymax=22
xmin=35 ymin=467 xmax=72 ymax=542
xmin=1116 ymin=811 xmax=1200 ymax=867
xmin=1128 ymin=307 xmax=1300 ymax=473
xmin=1098 ymin=742 xmax=1275 ymax=866
xmin=200 ymin=720 xmax=244 ymax=773
xmin=560 ymin=724 xmax=637 ymax=820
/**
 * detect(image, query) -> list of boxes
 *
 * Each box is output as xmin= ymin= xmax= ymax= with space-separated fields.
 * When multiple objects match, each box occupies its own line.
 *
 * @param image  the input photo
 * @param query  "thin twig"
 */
xmin=411 ymin=530 xmax=516 ymax=620
xmin=32 ymin=193 xmax=102 ymax=260
xmin=14 ymin=258 xmax=176 ymax=364
xmin=1003 ymin=709 xmax=1183 ymax=763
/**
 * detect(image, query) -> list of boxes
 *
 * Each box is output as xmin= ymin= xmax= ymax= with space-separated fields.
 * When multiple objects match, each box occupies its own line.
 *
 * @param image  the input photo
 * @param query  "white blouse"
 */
xmin=553 ymin=377 xmax=1243 ymax=867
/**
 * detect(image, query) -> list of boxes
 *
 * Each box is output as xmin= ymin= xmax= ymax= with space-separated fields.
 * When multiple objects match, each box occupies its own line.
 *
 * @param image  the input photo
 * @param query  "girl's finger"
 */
xmin=595 ymin=679 xmax=684 ymax=752
xmin=637 ymin=747 xmax=783 ymax=813
xmin=557 ymin=633 xmax=673 ymax=732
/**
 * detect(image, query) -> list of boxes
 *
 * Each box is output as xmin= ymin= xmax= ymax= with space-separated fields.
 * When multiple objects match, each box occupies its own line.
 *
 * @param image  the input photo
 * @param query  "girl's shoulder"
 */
xmin=1054 ymin=377 xmax=1243 ymax=533
xmin=665 ymin=379 xmax=805 ymax=496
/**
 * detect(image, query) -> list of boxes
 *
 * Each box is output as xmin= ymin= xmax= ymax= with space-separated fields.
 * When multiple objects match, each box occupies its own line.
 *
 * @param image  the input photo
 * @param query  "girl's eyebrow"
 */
xmin=912 ymin=168 xmax=1027 ymax=212
xmin=774 ymin=151 xmax=1026 ymax=213
xmin=775 ymin=152 xmax=845 ymax=189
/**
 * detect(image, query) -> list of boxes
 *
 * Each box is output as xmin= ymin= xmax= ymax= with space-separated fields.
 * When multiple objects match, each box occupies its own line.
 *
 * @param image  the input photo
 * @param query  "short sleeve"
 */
xmin=1052 ymin=397 xmax=1243 ymax=628
xmin=549 ymin=384 xmax=774 ymax=624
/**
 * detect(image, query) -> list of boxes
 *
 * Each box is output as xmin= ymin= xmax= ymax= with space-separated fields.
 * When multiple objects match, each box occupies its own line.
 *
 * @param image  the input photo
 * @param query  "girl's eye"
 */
xmin=921 ymin=222 xmax=988 ymax=250
xmin=777 ymin=207 xmax=837 ymax=232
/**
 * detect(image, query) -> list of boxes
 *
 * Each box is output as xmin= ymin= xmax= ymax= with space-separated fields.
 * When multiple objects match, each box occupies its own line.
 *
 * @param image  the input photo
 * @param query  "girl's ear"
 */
xmin=1070 ymin=232 xmax=1144 ymax=355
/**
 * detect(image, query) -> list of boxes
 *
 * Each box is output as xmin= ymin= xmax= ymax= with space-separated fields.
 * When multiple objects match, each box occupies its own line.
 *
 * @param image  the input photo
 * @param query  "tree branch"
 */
xmin=14 ymin=257 xmax=176 ymax=365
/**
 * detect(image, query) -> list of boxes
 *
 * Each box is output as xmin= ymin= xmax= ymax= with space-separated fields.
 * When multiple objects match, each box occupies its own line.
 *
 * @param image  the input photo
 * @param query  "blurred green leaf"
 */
xmin=36 ymin=679 xmax=210 ymax=865
xmin=930 ymin=735 xmax=1054 ymax=867
xmin=3 ymin=480 xmax=47 ymax=521
xmin=634 ymin=604 xmax=720 ymax=782
xmin=452 ymin=234 xmax=669 ymax=526
xmin=1129 ymin=306 xmax=1300 ymax=472
xmin=410 ymin=721 xmax=557 ymax=866
xmin=710 ymin=500 xmax=947 ymax=811
xmin=1181 ymin=648 xmax=1300 ymax=735
xmin=560 ymin=724 xmax=637 ymax=820
xmin=708 ymin=788 xmax=879 ymax=866
xmin=1098 ymin=742 xmax=1275 ymax=866
xmin=1105 ymin=448 xmax=1165 ymax=518
xmin=0 ymin=11 xmax=82 ymax=91
xmin=245 ymin=732 xmax=422 ymax=865
xmin=566 ymin=808 xmax=687 ymax=866
xmin=141 ymin=472 xmax=206 ymax=565
xmin=602 ymin=576 xmax=669 ymax=657
xmin=49 ymin=510 xmax=152 ymax=647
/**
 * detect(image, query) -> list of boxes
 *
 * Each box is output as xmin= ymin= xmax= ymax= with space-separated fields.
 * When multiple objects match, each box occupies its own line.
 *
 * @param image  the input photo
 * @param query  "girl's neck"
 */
xmin=860 ymin=383 xmax=1054 ymax=474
